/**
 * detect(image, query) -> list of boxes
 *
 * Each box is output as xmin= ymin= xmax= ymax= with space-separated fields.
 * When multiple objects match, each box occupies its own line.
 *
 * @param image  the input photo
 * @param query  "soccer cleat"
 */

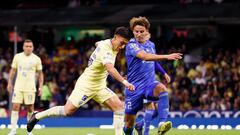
xmin=158 ymin=121 xmax=172 ymax=135
xmin=7 ymin=129 xmax=16 ymax=135
xmin=134 ymin=122 xmax=143 ymax=135
xmin=27 ymin=112 xmax=39 ymax=132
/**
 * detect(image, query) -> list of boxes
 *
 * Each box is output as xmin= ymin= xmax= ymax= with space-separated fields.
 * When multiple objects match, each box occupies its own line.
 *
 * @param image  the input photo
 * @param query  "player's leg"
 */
xmin=27 ymin=100 xmax=77 ymax=132
xmin=95 ymin=87 xmax=124 ymax=135
xmin=25 ymin=104 xmax=34 ymax=135
xmin=27 ymin=87 xmax=93 ymax=132
xmin=124 ymin=91 xmax=143 ymax=135
xmin=37 ymin=99 xmax=78 ymax=118
xmin=8 ymin=103 xmax=20 ymax=135
xmin=153 ymin=83 xmax=172 ymax=135
xmin=8 ymin=91 xmax=22 ymax=135
xmin=135 ymin=110 xmax=144 ymax=135
xmin=103 ymin=95 xmax=124 ymax=135
xmin=135 ymin=101 xmax=158 ymax=135
xmin=152 ymin=102 xmax=159 ymax=119
xmin=143 ymin=102 xmax=156 ymax=135
xmin=26 ymin=104 xmax=34 ymax=121
xmin=124 ymin=114 xmax=136 ymax=135
xmin=24 ymin=92 xmax=36 ymax=121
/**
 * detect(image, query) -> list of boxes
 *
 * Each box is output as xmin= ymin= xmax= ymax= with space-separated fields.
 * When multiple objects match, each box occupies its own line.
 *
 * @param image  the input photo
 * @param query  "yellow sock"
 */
xmin=27 ymin=112 xmax=32 ymax=121
xmin=113 ymin=110 xmax=124 ymax=135
xmin=11 ymin=111 xmax=19 ymax=130
xmin=35 ymin=106 xmax=66 ymax=120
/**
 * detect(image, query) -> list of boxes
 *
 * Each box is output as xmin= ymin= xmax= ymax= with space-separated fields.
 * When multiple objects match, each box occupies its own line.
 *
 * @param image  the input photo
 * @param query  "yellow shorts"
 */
xmin=12 ymin=91 xmax=36 ymax=105
xmin=68 ymin=87 xmax=116 ymax=108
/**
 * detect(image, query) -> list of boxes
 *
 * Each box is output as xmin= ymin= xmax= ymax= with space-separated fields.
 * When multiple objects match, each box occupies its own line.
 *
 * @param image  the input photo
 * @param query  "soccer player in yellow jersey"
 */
xmin=7 ymin=39 xmax=44 ymax=135
xmin=27 ymin=26 xmax=135 ymax=135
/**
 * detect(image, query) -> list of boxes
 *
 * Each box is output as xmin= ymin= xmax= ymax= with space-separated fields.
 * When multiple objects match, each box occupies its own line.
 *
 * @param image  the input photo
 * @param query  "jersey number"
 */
xmin=125 ymin=101 xmax=132 ymax=110
xmin=88 ymin=58 xmax=94 ymax=67
xmin=88 ymin=53 xmax=96 ymax=67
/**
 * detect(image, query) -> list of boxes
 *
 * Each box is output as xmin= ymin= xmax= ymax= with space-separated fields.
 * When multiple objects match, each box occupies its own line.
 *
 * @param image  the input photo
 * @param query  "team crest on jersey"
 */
xmin=104 ymin=52 xmax=113 ymax=60
xmin=82 ymin=95 xmax=88 ymax=101
xmin=130 ymin=43 xmax=140 ymax=51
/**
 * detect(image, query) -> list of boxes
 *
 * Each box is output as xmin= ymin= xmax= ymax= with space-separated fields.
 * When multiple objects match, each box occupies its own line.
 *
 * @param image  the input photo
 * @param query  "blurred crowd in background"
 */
xmin=0 ymin=25 xmax=240 ymax=118
xmin=1 ymin=0 xmax=238 ymax=10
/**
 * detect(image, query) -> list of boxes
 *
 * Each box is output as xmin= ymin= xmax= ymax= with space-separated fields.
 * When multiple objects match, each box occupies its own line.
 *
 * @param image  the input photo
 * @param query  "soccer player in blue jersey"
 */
xmin=134 ymin=32 xmax=172 ymax=135
xmin=123 ymin=16 xmax=182 ymax=135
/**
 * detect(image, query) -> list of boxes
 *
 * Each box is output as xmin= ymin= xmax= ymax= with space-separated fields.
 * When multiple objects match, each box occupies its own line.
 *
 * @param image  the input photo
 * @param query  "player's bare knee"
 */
xmin=113 ymin=102 xmax=124 ymax=112
xmin=154 ymin=84 xmax=167 ymax=96
xmin=12 ymin=104 xmax=20 ymax=111
xmin=64 ymin=106 xmax=73 ymax=116
xmin=64 ymin=108 xmax=72 ymax=116
xmin=26 ymin=105 xmax=34 ymax=112
xmin=27 ymin=108 xmax=33 ymax=113
xmin=125 ymin=119 xmax=135 ymax=128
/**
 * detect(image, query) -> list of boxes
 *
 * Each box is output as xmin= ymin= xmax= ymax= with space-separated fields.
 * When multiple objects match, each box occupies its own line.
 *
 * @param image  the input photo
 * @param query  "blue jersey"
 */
xmin=125 ymin=38 xmax=157 ymax=90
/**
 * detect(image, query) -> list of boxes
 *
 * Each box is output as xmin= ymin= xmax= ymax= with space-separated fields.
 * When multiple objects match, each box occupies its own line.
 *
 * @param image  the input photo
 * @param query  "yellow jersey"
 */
xmin=11 ymin=52 xmax=42 ymax=92
xmin=76 ymin=39 xmax=118 ymax=91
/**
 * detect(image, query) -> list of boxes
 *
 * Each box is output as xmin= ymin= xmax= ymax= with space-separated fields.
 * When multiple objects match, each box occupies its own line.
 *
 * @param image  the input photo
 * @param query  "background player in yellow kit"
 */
xmin=27 ymin=26 xmax=134 ymax=135
xmin=7 ymin=39 xmax=44 ymax=135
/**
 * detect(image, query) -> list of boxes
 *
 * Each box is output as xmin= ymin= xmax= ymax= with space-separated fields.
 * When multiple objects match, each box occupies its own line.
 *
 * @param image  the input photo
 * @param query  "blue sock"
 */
xmin=123 ymin=126 xmax=134 ymax=135
xmin=158 ymin=91 xmax=169 ymax=123
xmin=135 ymin=119 xmax=144 ymax=129
xmin=151 ymin=110 xmax=158 ymax=120
xmin=144 ymin=110 xmax=154 ymax=135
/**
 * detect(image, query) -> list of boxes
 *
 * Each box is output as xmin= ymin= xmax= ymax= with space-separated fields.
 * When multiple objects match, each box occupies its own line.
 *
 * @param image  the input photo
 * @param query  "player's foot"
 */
xmin=27 ymin=112 xmax=39 ymax=132
xmin=7 ymin=129 xmax=16 ymax=135
xmin=134 ymin=122 xmax=143 ymax=135
xmin=158 ymin=121 xmax=172 ymax=135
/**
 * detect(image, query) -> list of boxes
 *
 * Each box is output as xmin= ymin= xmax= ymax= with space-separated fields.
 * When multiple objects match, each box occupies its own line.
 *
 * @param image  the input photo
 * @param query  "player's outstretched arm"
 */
xmin=136 ymin=51 xmax=183 ymax=61
xmin=105 ymin=63 xmax=135 ymax=91
xmin=155 ymin=62 xmax=171 ymax=83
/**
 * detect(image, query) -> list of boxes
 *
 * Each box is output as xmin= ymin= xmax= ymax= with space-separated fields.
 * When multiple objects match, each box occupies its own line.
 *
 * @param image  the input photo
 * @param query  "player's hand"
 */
xmin=122 ymin=80 xmax=135 ymax=91
xmin=7 ymin=83 xmax=13 ymax=93
xmin=126 ymin=83 xmax=135 ymax=91
xmin=164 ymin=73 xmax=171 ymax=83
xmin=165 ymin=53 xmax=183 ymax=60
xmin=38 ymin=87 xmax=42 ymax=96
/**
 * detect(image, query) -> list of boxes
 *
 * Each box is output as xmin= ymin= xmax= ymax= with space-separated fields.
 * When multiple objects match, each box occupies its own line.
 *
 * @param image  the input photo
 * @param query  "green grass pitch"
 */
xmin=0 ymin=128 xmax=239 ymax=135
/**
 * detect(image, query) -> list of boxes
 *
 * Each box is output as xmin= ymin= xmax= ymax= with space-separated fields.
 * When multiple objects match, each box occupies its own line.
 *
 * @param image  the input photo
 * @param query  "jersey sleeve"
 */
xmin=126 ymin=42 xmax=142 ymax=57
xmin=155 ymin=62 xmax=166 ymax=75
xmin=11 ymin=55 xmax=18 ymax=69
xmin=102 ymin=51 xmax=115 ymax=65
xmin=98 ymin=44 xmax=115 ymax=65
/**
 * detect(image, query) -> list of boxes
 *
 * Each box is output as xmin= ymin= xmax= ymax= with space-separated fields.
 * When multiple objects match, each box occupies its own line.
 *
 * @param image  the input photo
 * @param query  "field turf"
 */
xmin=1 ymin=128 xmax=240 ymax=135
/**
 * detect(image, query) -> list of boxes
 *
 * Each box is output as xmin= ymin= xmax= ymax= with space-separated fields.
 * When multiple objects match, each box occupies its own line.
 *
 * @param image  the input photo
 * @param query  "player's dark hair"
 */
xmin=24 ymin=39 xmax=33 ymax=44
xmin=114 ymin=26 xmax=133 ymax=40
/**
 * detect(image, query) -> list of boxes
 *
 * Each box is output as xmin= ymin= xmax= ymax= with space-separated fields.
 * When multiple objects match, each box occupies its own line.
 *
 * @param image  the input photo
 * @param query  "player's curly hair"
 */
xmin=129 ymin=16 xmax=150 ymax=30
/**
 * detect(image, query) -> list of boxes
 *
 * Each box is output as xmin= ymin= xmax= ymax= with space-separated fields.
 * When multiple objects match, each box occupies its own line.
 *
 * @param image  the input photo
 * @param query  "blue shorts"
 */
xmin=124 ymin=81 xmax=160 ymax=115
